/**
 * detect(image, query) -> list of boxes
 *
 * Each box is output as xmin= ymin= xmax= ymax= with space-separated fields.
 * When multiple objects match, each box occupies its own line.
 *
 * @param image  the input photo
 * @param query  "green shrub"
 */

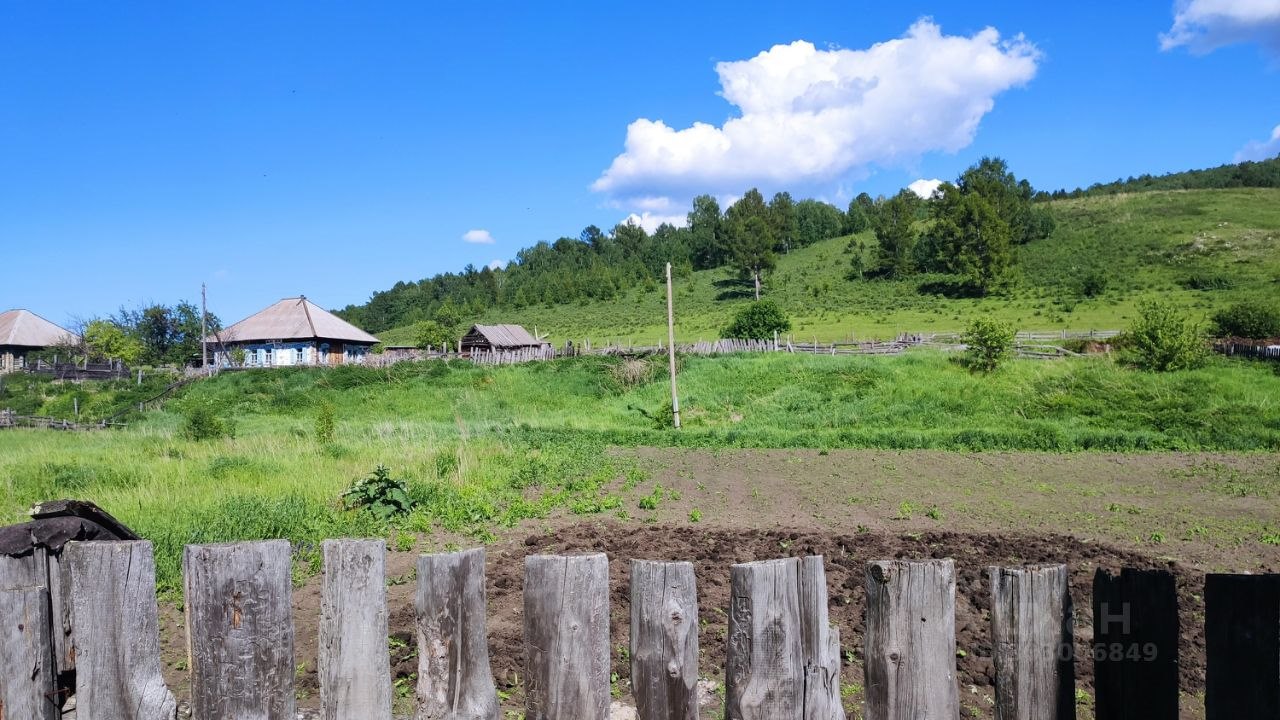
xmin=723 ymin=299 xmax=792 ymax=340
xmin=962 ymin=317 xmax=1016 ymax=372
xmin=314 ymin=401 xmax=336 ymax=444
xmin=341 ymin=465 xmax=415 ymax=521
xmin=1212 ymin=300 xmax=1280 ymax=339
xmin=1128 ymin=300 xmax=1207 ymax=372
xmin=1183 ymin=272 xmax=1235 ymax=291
xmin=1076 ymin=270 xmax=1108 ymax=298
xmin=181 ymin=404 xmax=234 ymax=441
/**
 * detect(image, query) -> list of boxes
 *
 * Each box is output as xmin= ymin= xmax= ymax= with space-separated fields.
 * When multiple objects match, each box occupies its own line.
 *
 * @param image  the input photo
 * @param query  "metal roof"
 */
xmin=209 ymin=297 xmax=379 ymax=345
xmin=0 ymin=309 xmax=79 ymax=348
xmin=465 ymin=324 xmax=542 ymax=347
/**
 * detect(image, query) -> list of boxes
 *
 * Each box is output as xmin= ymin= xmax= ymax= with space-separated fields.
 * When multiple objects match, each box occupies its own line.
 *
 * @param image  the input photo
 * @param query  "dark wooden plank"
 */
xmin=1091 ymin=568 xmax=1178 ymax=720
xmin=989 ymin=564 xmax=1075 ymax=720
xmin=1205 ymin=573 xmax=1280 ymax=720
xmin=0 ymin=586 xmax=59 ymax=720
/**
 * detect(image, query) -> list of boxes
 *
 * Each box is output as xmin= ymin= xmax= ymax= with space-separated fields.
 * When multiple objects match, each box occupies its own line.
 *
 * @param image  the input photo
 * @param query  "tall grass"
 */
xmin=2 ymin=352 xmax=1278 ymax=590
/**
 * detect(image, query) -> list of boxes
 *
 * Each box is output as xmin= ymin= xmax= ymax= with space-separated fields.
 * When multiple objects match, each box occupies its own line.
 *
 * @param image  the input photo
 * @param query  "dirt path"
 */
xmin=152 ymin=449 xmax=1280 ymax=719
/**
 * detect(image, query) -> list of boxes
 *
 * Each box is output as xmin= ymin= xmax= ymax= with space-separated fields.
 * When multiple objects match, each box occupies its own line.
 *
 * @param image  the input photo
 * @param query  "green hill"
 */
xmin=375 ymin=188 xmax=1280 ymax=346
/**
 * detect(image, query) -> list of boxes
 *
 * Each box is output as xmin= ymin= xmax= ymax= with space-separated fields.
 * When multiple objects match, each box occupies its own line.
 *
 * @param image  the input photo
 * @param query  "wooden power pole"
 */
xmin=201 ymin=283 xmax=209 ymax=374
xmin=666 ymin=263 xmax=681 ymax=429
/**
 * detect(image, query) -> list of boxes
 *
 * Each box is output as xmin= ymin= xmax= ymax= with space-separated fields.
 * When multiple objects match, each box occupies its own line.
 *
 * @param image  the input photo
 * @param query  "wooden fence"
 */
xmin=1214 ymin=339 xmax=1280 ymax=361
xmin=0 ymin=409 xmax=126 ymax=431
xmin=2 ymin=539 xmax=1277 ymax=719
xmin=25 ymin=358 xmax=132 ymax=381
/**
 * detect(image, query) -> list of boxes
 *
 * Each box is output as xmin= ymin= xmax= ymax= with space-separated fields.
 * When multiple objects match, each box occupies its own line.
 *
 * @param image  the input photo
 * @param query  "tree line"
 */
xmin=48 ymin=303 xmax=223 ymax=367
xmin=1040 ymin=155 xmax=1280 ymax=199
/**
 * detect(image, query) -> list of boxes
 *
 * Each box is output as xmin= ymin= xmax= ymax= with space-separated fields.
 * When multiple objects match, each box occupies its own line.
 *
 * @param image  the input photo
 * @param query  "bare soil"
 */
xmin=155 ymin=449 xmax=1280 ymax=719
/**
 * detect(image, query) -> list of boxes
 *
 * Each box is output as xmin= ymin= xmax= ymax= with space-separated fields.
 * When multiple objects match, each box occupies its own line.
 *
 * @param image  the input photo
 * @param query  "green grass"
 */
xmin=2 ymin=351 xmax=1279 ymax=593
xmin=377 ymin=188 xmax=1280 ymax=345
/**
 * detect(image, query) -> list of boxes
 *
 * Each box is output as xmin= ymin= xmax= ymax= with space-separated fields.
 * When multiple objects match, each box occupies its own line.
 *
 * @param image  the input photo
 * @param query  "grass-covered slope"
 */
xmin=376 ymin=188 xmax=1280 ymax=345
xmin=3 ymin=352 xmax=1278 ymax=590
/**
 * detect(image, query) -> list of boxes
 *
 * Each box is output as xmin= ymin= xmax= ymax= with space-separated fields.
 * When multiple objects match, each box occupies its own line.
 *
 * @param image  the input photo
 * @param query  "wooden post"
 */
xmin=988 ymin=565 xmax=1075 ymax=720
xmin=1204 ymin=573 xmax=1279 ymax=719
xmin=800 ymin=556 xmax=844 ymax=720
xmin=0 ymin=586 xmax=59 ymax=720
xmin=864 ymin=559 xmax=958 ymax=719
xmin=416 ymin=548 xmax=498 ymax=720
xmin=320 ymin=539 xmax=392 ymax=720
xmin=630 ymin=560 xmax=698 ymax=720
xmin=665 ymin=263 xmax=681 ymax=429
xmin=523 ymin=553 xmax=610 ymax=720
xmin=725 ymin=558 xmax=804 ymax=720
xmin=66 ymin=540 xmax=177 ymax=720
xmin=1091 ymin=568 xmax=1178 ymax=720
xmin=184 ymin=540 xmax=295 ymax=720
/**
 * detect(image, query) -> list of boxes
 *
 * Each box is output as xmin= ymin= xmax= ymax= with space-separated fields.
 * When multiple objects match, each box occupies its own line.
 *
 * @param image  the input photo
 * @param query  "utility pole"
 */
xmin=753 ymin=267 xmax=761 ymax=301
xmin=201 ymin=283 xmax=209 ymax=375
xmin=666 ymin=263 xmax=681 ymax=429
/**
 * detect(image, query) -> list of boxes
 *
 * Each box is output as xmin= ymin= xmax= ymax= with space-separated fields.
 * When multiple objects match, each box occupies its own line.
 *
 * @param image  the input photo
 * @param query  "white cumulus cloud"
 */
xmin=592 ymin=19 xmax=1039 ymax=209
xmin=1160 ymin=0 xmax=1280 ymax=53
xmin=462 ymin=229 xmax=495 ymax=244
xmin=487 ymin=259 xmax=505 ymax=270
xmin=623 ymin=212 xmax=688 ymax=233
xmin=908 ymin=178 xmax=944 ymax=199
xmin=1235 ymin=123 xmax=1280 ymax=160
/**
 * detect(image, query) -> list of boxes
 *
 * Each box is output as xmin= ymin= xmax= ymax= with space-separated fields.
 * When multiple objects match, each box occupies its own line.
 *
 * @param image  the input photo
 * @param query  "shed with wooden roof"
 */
xmin=207 ymin=296 xmax=379 ymax=368
xmin=459 ymin=324 xmax=546 ymax=353
xmin=0 ymin=309 xmax=79 ymax=374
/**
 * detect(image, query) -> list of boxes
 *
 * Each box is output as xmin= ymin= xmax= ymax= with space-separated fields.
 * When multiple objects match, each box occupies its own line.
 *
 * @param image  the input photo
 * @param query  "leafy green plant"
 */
xmin=962 ymin=316 xmax=1016 ymax=372
xmin=1212 ymin=300 xmax=1280 ymax=339
xmin=1128 ymin=300 xmax=1207 ymax=371
xmin=723 ymin=299 xmax=792 ymax=340
xmin=181 ymin=403 xmax=234 ymax=441
xmin=342 ymin=465 xmax=415 ymax=521
xmin=314 ymin=401 xmax=336 ymax=445
xmin=688 ymin=508 xmax=702 ymax=522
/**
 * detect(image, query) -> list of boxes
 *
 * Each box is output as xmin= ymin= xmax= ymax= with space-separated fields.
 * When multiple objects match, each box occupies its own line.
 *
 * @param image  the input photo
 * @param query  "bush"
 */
xmin=723 ymin=300 xmax=792 ymax=340
xmin=1128 ymin=300 xmax=1207 ymax=371
xmin=1211 ymin=300 xmax=1280 ymax=339
xmin=314 ymin=401 xmax=336 ymax=444
xmin=181 ymin=404 xmax=234 ymax=441
xmin=962 ymin=317 xmax=1016 ymax=372
xmin=341 ymin=465 xmax=415 ymax=521
xmin=606 ymin=358 xmax=655 ymax=391
xmin=1077 ymin=270 xmax=1108 ymax=298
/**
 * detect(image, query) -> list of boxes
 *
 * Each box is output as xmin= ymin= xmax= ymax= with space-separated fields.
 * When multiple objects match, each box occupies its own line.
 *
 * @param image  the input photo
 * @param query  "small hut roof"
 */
xmin=0 ymin=309 xmax=79 ymax=348
xmin=466 ymin=324 xmax=542 ymax=347
xmin=210 ymin=297 xmax=378 ymax=344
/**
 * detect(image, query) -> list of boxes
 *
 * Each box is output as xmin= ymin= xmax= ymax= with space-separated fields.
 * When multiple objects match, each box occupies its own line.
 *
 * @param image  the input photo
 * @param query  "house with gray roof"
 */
xmin=0 ymin=309 xmax=79 ymax=374
xmin=459 ymin=324 xmax=547 ymax=353
xmin=207 ymin=296 xmax=379 ymax=367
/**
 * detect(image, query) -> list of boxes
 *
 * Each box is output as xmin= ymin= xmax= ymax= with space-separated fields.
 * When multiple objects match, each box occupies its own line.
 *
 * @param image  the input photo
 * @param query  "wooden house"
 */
xmin=459 ymin=324 xmax=546 ymax=353
xmin=207 ymin=297 xmax=379 ymax=368
xmin=0 ymin=309 xmax=79 ymax=374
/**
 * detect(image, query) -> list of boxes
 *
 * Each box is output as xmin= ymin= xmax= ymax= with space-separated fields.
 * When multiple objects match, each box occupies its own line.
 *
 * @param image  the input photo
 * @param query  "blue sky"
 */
xmin=2 ymin=1 xmax=1279 ymax=327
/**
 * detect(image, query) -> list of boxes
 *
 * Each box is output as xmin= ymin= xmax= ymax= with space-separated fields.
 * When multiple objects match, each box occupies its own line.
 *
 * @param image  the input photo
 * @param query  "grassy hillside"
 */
xmin=377 ymin=188 xmax=1280 ymax=345
xmin=3 ymin=352 xmax=1279 ymax=591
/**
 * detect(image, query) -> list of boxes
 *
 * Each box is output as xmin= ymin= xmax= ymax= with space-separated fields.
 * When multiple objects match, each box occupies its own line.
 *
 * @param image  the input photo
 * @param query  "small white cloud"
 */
xmin=1235 ymin=123 xmax=1280 ymax=160
xmin=908 ymin=178 xmax=944 ymax=199
xmin=462 ymin=229 xmax=495 ymax=244
xmin=593 ymin=20 xmax=1039 ymax=213
xmin=487 ymin=259 xmax=505 ymax=271
xmin=623 ymin=212 xmax=689 ymax=233
xmin=1161 ymin=0 xmax=1280 ymax=54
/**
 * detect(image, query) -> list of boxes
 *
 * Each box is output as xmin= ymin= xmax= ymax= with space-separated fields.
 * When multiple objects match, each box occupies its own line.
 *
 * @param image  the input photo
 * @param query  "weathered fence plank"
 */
xmin=989 ymin=564 xmax=1075 ymax=720
xmin=0 ymin=586 xmax=59 ymax=720
xmin=725 ymin=558 xmax=804 ymax=720
xmin=0 ymin=546 xmax=47 ymax=590
xmin=66 ymin=540 xmax=177 ymax=720
xmin=1091 ymin=568 xmax=1178 ymax=720
xmin=320 ymin=539 xmax=392 ymax=720
xmin=630 ymin=560 xmax=699 ymax=720
xmin=799 ymin=556 xmax=844 ymax=720
xmin=864 ymin=558 xmax=959 ymax=719
xmin=524 ymin=553 xmax=610 ymax=720
xmin=184 ymin=540 xmax=296 ymax=720
xmin=416 ymin=547 xmax=499 ymax=720
xmin=1204 ymin=573 xmax=1280 ymax=719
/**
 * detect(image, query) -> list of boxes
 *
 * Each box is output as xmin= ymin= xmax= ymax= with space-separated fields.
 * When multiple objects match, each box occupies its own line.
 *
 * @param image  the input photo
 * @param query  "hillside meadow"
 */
xmin=3 ymin=351 xmax=1279 ymax=592
xmin=377 ymin=188 xmax=1280 ymax=346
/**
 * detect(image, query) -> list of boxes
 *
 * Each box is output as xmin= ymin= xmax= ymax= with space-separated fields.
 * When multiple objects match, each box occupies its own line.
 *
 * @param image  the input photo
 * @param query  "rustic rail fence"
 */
xmin=1214 ymin=339 xmax=1280 ymax=361
xmin=1 ymin=539 xmax=1277 ymax=719
xmin=26 ymin=358 xmax=132 ymax=381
